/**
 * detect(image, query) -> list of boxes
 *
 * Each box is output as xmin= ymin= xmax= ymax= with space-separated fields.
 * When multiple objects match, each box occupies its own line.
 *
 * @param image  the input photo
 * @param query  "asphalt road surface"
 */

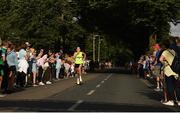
xmin=0 ymin=73 xmax=180 ymax=112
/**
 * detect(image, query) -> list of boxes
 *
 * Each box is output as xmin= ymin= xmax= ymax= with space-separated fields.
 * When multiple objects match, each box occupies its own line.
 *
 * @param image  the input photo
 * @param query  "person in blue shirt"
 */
xmin=55 ymin=53 xmax=61 ymax=80
xmin=6 ymin=44 xmax=18 ymax=91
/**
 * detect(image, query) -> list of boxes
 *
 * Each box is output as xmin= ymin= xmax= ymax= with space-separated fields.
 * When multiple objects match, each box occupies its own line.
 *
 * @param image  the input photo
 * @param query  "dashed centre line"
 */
xmin=86 ymin=74 xmax=112 ymax=96
xmin=96 ymin=84 xmax=101 ymax=88
xmin=101 ymin=81 xmax=105 ymax=84
xmin=68 ymin=100 xmax=83 ymax=111
xmin=87 ymin=90 xmax=95 ymax=96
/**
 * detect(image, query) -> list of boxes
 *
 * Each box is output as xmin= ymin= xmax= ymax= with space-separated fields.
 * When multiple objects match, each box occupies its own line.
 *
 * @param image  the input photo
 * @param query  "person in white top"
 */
xmin=37 ymin=54 xmax=48 ymax=85
xmin=70 ymin=63 xmax=75 ymax=77
xmin=55 ymin=53 xmax=61 ymax=80
xmin=64 ymin=61 xmax=70 ymax=78
xmin=16 ymin=43 xmax=29 ymax=88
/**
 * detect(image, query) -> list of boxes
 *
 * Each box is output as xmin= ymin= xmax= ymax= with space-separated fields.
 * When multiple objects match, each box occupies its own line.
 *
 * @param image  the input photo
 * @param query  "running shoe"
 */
xmin=39 ymin=82 xmax=45 ymax=86
xmin=154 ymin=88 xmax=161 ymax=92
xmin=46 ymin=81 xmax=52 ymax=85
xmin=162 ymin=100 xmax=174 ymax=106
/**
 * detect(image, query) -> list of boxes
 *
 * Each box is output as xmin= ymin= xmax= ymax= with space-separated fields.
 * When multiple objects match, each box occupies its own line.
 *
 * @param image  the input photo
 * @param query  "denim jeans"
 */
xmin=56 ymin=67 xmax=61 ymax=79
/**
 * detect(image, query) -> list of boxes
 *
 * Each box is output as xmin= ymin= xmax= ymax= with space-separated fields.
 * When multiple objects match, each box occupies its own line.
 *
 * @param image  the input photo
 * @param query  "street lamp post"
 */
xmin=98 ymin=37 xmax=103 ymax=62
xmin=93 ymin=34 xmax=99 ymax=62
xmin=93 ymin=34 xmax=96 ymax=62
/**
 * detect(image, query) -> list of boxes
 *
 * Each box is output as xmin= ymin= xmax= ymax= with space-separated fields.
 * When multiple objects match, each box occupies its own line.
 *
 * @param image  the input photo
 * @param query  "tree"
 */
xmin=128 ymin=0 xmax=178 ymax=40
xmin=1 ymin=0 xmax=179 ymax=65
xmin=0 ymin=0 xmax=86 ymax=51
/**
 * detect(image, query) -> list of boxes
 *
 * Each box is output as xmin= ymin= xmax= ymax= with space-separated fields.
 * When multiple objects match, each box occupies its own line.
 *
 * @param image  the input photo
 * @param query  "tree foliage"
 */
xmin=0 ymin=0 xmax=85 ymax=51
xmin=75 ymin=0 xmax=179 ymax=61
xmin=0 ymin=0 xmax=179 ymax=65
xmin=128 ymin=0 xmax=178 ymax=41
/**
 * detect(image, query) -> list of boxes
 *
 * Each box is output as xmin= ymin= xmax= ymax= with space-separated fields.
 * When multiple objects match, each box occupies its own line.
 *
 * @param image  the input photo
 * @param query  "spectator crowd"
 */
xmin=0 ymin=40 xmax=89 ymax=95
xmin=137 ymin=36 xmax=180 ymax=106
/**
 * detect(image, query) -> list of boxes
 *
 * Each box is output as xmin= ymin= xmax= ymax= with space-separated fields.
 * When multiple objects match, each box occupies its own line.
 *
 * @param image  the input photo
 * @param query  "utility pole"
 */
xmin=98 ymin=36 xmax=100 ymax=62
xmin=98 ymin=36 xmax=103 ymax=62
xmin=93 ymin=34 xmax=96 ymax=62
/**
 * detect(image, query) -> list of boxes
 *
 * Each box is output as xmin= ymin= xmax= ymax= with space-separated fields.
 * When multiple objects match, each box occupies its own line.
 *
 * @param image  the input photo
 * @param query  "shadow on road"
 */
xmin=0 ymin=100 xmax=177 ymax=112
xmin=137 ymin=90 xmax=162 ymax=102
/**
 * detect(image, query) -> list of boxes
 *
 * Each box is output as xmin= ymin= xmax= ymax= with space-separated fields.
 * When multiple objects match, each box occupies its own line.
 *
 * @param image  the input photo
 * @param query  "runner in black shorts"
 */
xmin=73 ymin=47 xmax=86 ymax=85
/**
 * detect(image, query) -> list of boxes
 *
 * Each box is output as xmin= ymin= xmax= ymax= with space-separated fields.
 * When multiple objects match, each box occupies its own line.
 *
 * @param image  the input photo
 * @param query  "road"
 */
xmin=0 ymin=72 xmax=179 ymax=112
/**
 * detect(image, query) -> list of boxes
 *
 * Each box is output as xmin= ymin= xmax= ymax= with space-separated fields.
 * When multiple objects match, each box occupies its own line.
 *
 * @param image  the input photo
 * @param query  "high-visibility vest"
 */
xmin=75 ymin=52 xmax=84 ymax=64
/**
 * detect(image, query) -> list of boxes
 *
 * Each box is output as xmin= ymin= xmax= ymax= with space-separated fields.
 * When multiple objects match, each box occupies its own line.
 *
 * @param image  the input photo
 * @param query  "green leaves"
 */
xmin=0 ymin=0 xmax=179 ymax=65
xmin=129 ymin=0 xmax=178 ymax=32
xmin=0 ymin=0 xmax=85 ymax=50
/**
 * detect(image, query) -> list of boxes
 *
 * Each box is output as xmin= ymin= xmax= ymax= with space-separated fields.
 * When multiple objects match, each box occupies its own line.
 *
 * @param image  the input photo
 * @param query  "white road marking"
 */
xmin=104 ymin=75 xmax=111 ymax=81
xmin=101 ymin=81 xmax=105 ymax=84
xmin=87 ymin=90 xmax=95 ymax=96
xmin=96 ymin=84 xmax=101 ymax=88
xmin=105 ymin=76 xmax=110 ymax=80
xmin=68 ymin=100 xmax=83 ymax=111
xmin=107 ymin=74 xmax=112 ymax=79
xmin=86 ymin=74 xmax=112 ymax=97
xmin=0 ymin=94 xmax=6 ymax=98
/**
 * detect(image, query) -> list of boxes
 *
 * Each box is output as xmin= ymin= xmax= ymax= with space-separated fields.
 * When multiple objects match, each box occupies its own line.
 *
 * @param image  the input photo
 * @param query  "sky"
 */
xmin=169 ymin=21 xmax=180 ymax=38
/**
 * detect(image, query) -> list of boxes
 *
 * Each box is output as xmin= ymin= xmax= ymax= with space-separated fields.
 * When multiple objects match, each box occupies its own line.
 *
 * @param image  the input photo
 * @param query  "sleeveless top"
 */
xmin=74 ymin=52 xmax=84 ymax=64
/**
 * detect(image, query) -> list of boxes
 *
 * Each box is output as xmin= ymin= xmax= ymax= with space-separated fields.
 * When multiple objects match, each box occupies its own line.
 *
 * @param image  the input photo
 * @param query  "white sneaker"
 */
xmin=162 ymin=100 xmax=174 ymax=106
xmin=0 ymin=94 xmax=6 ymax=98
xmin=46 ymin=81 xmax=52 ymax=85
xmin=33 ymin=84 xmax=38 ymax=87
xmin=76 ymin=81 xmax=80 ymax=85
xmin=76 ymin=83 xmax=80 ymax=85
xmin=77 ymin=78 xmax=80 ymax=85
xmin=160 ymin=100 xmax=168 ymax=103
xmin=154 ymin=88 xmax=161 ymax=92
xmin=39 ymin=82 xmax=45 ymax=86
xmin=177 ymin=101 xmax=180 ymax=106
xmin=79 ymin=76 xmax=82 ymax=82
